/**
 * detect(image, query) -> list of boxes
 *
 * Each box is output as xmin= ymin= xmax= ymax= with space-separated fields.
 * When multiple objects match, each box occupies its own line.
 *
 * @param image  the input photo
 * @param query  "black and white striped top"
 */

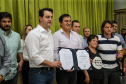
xmin=97 ymin=34 xmax=122 ymax=69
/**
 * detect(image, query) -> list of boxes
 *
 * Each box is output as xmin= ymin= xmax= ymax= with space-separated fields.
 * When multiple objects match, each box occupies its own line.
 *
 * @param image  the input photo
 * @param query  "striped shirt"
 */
xmin=97 ymin=34 xmax=122 ymax=69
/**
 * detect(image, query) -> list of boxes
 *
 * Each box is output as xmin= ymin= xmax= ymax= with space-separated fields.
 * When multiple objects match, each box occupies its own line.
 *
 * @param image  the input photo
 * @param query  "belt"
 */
xmin=31 ymin=67 xmax=53 ymax=70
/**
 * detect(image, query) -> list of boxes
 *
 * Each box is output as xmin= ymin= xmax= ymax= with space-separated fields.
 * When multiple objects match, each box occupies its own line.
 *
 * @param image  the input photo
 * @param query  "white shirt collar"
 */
xmin=37 ymin=24 xmax=51 ymax=33
xmin=60 ymin=28 xmax=73 ymax=34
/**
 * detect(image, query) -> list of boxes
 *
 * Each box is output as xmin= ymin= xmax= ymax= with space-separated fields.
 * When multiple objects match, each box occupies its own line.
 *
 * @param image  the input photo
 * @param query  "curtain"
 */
xmin=114 ymin=13 xmax=126 ymax=34
xmin=0 ymin=0 xmax=114 ymax=36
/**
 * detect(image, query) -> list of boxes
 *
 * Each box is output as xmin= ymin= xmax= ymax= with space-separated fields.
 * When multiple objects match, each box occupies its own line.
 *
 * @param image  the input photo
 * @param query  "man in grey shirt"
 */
xmin=0 ymin=34 xmax=11 ymax=83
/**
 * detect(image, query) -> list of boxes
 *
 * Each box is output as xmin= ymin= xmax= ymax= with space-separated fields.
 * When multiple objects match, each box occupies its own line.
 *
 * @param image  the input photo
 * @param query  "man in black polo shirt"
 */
xmin=97 ymin=20 xmax=122 ymax=84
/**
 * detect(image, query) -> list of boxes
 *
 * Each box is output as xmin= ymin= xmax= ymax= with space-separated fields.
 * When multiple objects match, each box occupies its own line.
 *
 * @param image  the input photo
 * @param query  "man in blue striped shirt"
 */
xmin=97 ymin=20 xmax=122 ymax=84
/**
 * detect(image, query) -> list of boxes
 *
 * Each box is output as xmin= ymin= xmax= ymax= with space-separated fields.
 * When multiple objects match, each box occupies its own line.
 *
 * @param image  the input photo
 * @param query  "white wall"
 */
xmin=114 ymin=0 xmax=126 ymax=10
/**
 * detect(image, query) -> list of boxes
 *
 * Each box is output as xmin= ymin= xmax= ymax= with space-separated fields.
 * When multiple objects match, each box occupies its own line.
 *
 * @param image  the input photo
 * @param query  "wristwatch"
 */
xmin=118 ymin=57 xmax=123 ymax=62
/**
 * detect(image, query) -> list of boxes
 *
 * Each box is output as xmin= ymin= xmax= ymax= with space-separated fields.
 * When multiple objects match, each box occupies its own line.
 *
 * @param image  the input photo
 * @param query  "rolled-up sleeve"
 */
xmin=25 ymin=32 xmax=44 ymax=65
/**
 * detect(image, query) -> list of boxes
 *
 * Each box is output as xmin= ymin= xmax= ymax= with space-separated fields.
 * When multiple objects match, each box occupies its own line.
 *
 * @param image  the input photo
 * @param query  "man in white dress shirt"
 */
xmin=71 ymin=20 xmax=85 ymax=84
xmin=25 ymin=8 xmax=61 ymax=84
xmin=53 ymin=14 xmax=82 ymax=84
xmin=71 ymin=20 xmax=84 ymax=48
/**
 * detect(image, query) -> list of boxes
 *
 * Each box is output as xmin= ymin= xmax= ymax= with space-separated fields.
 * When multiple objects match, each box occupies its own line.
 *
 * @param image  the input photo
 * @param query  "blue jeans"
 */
xmin=29 ymin=67 xmax=54 ymax=84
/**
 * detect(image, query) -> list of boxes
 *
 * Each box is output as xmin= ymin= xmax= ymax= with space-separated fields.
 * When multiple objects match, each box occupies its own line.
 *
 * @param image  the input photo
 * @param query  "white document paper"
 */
xmin=59 ymin=49 xmax=74 ymax=70
xmin=76 ymin=50 xmax=91 ymax=70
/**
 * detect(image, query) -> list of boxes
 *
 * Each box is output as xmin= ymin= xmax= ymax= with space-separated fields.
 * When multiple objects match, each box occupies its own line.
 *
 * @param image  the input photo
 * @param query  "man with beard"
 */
xmin=0 ymin=12 xmax=23 ymax=84
xmin=83 ymin=27 xmax=90 ymax=48
xmin=25 ymin=8 xmax=61 ymax=84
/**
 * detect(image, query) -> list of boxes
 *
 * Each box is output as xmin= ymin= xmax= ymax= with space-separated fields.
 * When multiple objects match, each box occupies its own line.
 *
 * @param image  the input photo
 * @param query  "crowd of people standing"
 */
xmin=0 ymin=8 xmax=126 ymax=84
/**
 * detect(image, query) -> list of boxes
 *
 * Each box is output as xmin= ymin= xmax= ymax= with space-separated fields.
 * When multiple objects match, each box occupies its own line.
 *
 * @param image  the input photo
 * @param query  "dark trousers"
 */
xmin=77 ymin=70 xmax=85 ymax=84
xmin=76 ymin=71 xmax=102 ymax=84
xmin=56 ymin=68 xmax=77 ymax=84
xmin=1 ymin=73 xmax=18 ymax=84
xmin=22 ymin=61 xmax=30 ymax=84
xmin=102 ymin=67 xmax=121 ymax=84
xmin=89 ymin=79 xmax=101 ymax=84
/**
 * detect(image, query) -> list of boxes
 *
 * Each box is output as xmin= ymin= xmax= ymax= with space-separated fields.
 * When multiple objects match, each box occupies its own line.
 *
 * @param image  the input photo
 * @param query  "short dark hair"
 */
xmin=39 ymin=8 xmax=53 ymax=17
xmin=72 ymin=20 xmax=80 ymax=27
xmin=0 ymin=12 xmax=12 ymax=21
xmin=59 ymin=14 xmax=71 ymax=23
xmin=112 ymin=20 xmax=117 ymax=24
xmin=87 ymin=35 xmax=98 ymax=45
xmin=101 ymin=20 xmax=112 ymax=32
xmin=121 ymin=28 xmax=126 ymax=31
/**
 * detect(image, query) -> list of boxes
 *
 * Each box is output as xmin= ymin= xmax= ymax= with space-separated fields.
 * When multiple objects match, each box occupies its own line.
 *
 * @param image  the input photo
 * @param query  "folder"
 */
xmin=58 ymin=47 xmax=91 ymax=70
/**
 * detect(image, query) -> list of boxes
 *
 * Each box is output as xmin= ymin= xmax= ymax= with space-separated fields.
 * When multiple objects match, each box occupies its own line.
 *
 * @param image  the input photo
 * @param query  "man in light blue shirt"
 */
xmin=112 ymin=21 xmax=126 ymax=55
xmin=83 ymin=27 xmax=90 ymax=48
xmin=0 ymin=12 xmax=23 ymax=84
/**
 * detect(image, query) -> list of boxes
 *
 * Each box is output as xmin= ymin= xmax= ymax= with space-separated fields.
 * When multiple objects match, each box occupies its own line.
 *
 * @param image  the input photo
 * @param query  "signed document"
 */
xmin=76 ymin=50 xmax=91 ymax=70
xmin=59 ymin=47 xmax=91 ymax=70
xmin=59 ymin=48 xmax=74 ymax=70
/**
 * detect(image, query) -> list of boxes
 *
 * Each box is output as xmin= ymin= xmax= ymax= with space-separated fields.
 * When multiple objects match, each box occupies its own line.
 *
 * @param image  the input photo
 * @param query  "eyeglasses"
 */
xmin=91 ymin=40 xmax=98 ymax=42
